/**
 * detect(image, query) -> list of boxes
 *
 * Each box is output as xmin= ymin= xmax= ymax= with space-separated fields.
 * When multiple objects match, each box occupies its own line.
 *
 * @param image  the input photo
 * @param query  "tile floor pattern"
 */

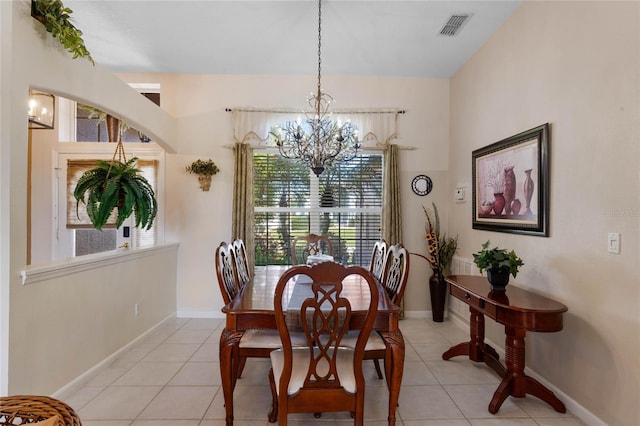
xmin=65 ymin=317 xmax=585 ymax=426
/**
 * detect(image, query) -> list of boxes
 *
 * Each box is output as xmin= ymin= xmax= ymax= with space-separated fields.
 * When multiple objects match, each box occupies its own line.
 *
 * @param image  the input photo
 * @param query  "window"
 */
xmin=76 ymin=92 xmax=159 ymax=143
xmin=253 ymin=152 xmax=383 ymax=266
xmin=65 ymin=158 xmax=159 ymax=256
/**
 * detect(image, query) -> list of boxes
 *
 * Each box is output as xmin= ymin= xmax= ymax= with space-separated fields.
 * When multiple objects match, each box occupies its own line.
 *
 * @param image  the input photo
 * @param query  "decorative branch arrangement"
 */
xmin=31 ymin=0 xmax=94 ymax=64
xmin=421 ymin=202 xmax=458 ymax=275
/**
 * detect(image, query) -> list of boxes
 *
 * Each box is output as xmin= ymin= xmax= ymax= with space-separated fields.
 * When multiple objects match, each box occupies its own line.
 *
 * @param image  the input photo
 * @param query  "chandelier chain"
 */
xmin=317 ymin=0 xmax=322 ymax=98
xmin=273 ymin=0 xmax=360 ymax=176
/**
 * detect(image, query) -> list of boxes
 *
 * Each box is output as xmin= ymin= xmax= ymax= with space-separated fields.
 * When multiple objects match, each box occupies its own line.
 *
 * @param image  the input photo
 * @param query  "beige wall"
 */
xmin=1 ymin=1 xmax=179 ymax=395
xmin=115 ymin=72 xmax=451 ymax=317
xmin=449 ymin=2 xmax=639 ymax=425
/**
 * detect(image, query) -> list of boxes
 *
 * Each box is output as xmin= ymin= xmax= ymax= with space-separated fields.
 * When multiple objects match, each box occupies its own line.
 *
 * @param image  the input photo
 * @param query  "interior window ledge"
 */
xmin=20 ymin=242 xmax=179 ymax=286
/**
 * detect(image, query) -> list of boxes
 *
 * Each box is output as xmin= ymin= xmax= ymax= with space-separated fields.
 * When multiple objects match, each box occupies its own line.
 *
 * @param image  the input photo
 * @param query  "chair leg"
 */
xmin=373 ymin=359 xmax=384 ymax=379
xmin=267 ymin=368 xmax=278 ymax=423
xmin=237 ymin=356 xmax=247 ymax=378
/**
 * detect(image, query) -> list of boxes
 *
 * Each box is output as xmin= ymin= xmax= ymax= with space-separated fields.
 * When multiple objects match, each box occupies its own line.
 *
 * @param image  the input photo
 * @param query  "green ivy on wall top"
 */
xmin=31 ymin=0 xmax=94 ymax=65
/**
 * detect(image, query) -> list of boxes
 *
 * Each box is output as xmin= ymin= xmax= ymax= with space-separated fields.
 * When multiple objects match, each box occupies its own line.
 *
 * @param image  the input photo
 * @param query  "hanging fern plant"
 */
xmin=31 ymin=0 xmax=95 ymax=65
xmin=74 ymin=157 xmax=158 ymax=231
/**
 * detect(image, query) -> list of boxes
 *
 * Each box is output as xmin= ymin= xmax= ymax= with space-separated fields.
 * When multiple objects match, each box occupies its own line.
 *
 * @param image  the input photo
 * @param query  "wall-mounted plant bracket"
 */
xmin=185 ymin=159 xmax=220 ymax=192
xmin=31 ymin=0 xmax=95 ymax=65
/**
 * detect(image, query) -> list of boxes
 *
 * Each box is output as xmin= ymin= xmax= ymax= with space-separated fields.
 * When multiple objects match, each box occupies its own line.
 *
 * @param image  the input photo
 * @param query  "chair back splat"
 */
xmin=291 ymin=233 xmax=333 ymax=265
xmin=268 ymin=262 xmax=379 ymax=425
xmin=232 ymin=238 xmax=251 ymax=288
xmin=215 ymin=241 xmax=240 ymax=305
xmin=368 ymin=239 xmax=388 ymax=283
xmin=382 ymin=243 xmax=410 ymax=304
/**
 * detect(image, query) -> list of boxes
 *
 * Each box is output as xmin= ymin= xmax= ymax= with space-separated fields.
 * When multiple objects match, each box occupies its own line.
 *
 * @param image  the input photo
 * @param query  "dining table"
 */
xmin=219 ymin=264 xmax=405 ymax=425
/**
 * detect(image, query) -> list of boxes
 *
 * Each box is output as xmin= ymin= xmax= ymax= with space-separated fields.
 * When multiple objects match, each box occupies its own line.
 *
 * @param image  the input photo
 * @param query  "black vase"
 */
xmin=429 ymin=270 xmax=446 ymax=322
xmin=486 ymin=269 xmax=510 ymax=291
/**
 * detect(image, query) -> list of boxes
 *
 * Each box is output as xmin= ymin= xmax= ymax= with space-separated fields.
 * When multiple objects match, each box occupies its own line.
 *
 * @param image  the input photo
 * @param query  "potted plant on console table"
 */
xmin=472 ymin=240 xmax=524 ymax=291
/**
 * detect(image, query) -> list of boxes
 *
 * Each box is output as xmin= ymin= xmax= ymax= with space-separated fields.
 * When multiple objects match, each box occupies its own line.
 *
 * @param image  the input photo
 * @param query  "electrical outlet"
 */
xmin=134 ymin=303 xmax=140 ymax=317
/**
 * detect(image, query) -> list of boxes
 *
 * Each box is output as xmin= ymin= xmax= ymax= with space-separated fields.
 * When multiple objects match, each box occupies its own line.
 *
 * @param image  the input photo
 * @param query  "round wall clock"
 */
xmin=411 ymin=175 xmax=433 ymax=196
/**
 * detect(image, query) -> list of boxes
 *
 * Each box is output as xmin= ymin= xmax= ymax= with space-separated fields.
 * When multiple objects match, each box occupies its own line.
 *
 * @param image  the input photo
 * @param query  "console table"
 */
xmin=443 ymin=275 xmax=568 ymax=414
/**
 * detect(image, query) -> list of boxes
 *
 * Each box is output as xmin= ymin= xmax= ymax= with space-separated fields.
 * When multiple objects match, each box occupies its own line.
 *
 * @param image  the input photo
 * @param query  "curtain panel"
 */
xmin=382 ymin=144 xmax=402 ymax=245
xmin=232 ymin=143 xmax=255 ymax=276
xmin=382 ymin=144 xmax=403 ymax=316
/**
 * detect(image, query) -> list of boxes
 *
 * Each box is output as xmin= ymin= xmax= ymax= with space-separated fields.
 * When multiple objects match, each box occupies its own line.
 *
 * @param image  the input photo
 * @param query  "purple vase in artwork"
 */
xmin=503 ymin=166 xmax=516 ymax=215
xmin=493 ymin=193 xmax=506 ymax=216
xmin=523 ymin=169 xmax=535 ymax=215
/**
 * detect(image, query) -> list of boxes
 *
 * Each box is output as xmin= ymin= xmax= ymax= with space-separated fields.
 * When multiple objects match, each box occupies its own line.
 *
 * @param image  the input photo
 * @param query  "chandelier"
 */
xmin=274 ymin=0 xmax=360 ymax=176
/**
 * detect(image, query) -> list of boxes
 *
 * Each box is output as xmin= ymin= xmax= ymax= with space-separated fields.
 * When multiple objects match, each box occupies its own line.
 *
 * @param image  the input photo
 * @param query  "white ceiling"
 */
xmin=66 ymin=0 xmax=521 ymax=78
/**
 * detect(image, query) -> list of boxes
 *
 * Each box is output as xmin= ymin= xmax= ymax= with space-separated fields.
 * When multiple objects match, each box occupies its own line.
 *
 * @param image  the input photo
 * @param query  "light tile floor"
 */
xmin=65 ymin=317 xmax=584 ymax=425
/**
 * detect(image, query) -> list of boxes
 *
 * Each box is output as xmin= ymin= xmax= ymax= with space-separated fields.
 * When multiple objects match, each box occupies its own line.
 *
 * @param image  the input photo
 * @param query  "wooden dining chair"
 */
xmin=291 ymin=233 xmax=333 ymax=265
xmin=232 ymin=238 xmax=251 ymax=288
xmin=215 ymin=241 xmax=287 ymax=380
xmin=215 ymin=241 xmax=240 ymax=305
xmin=344 ymin=243 xmax=410 ymax=381
xmin=381 ymin=243 xmax=411 ymax=304
xmin=368 ymin=239 xmax=387 ymax=282
xmin=267 ymin=262 xmax=379 ymax=425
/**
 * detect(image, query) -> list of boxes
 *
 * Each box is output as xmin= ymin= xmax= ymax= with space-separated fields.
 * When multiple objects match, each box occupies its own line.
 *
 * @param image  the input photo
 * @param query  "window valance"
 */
xmin=231 ymin=108 xmax=402 ymax=147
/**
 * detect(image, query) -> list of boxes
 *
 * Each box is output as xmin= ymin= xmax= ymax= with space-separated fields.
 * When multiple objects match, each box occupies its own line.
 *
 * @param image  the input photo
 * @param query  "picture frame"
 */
xmin=472 ymin=123 xmax=549 ymax=236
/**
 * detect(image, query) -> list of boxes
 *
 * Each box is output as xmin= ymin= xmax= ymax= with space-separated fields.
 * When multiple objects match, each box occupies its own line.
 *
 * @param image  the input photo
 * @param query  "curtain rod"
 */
xmin=225 ymin=107 xmax=406 ymax=114
xmin=223 ymin=143 xmax=416 ymax=151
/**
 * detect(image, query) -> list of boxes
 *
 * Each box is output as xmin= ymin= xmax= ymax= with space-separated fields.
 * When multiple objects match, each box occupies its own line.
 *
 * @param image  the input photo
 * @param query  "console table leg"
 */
xmin=489 ymin=326 xmax=566 ymax=414
xmin=525 ymin=376 xmax=567 ymax=413
xmin=442 ymin=342 xmax=470 ymax=360
xmin=443 ymin=307 xmax=504 ymax=377
xmin=489 ymin=375 xmax=513 ymax=414
xmin=469 ymin=307 xmax=485 ymax=361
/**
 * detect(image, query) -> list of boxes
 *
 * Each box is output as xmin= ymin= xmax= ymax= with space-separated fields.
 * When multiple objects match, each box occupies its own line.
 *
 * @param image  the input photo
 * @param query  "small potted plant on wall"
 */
xmin=186 ymin=159 xmax=220 ymax=191
xmin=472 ymin=240 xmax=524 ymax=290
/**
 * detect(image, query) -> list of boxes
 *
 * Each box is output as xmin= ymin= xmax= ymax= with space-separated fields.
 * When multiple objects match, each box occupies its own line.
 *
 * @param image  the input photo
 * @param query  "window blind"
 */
xmin=253 ymin=153 xmax=383 ymax=266
xmin=66 ymin=159 xmax=117 ymax=229
xmin=135 ymin=159 xmax=158 ymax=247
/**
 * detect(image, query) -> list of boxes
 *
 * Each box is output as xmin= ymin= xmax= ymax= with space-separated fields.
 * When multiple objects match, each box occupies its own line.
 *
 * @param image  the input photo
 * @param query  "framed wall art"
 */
xmin=472 ymin=123 xmax=549 ymax=236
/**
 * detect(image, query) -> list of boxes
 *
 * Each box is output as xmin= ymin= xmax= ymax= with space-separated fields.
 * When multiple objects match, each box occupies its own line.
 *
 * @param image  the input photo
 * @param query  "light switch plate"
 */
xmin=608 ymin=232 xmax=620 ymax=254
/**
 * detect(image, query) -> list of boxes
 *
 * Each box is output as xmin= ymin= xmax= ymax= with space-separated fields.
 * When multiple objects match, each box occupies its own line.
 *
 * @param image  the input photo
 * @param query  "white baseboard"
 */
xmin=52 ymin=313 xmax=176 ymax=400
xmin=403 ymin=310 xmax=429 ymax=319
xmin=176 ymin=310 xmax=225 ymax=319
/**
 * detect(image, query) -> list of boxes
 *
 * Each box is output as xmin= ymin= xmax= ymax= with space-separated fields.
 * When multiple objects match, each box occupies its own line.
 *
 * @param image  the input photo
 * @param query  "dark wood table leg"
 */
xmin=381 ymin=328 xmax=404 ymax=426
xmin=443 ymin=306 xmax=506 ymax=377
xmin=219 ymin=328 xmax=244 ymax=426
xmin=489 ymin=326 xmax=566 ymax=414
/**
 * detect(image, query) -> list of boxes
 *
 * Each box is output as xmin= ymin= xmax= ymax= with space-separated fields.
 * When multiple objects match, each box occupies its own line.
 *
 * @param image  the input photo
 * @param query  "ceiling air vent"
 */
xmin=439 ymin=14 xmax=470 ymax=36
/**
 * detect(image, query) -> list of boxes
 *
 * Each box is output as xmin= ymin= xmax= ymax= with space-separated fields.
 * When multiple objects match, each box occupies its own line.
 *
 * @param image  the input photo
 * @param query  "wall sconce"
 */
xmin=28 ymin=90 xmax=55 ymax=129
